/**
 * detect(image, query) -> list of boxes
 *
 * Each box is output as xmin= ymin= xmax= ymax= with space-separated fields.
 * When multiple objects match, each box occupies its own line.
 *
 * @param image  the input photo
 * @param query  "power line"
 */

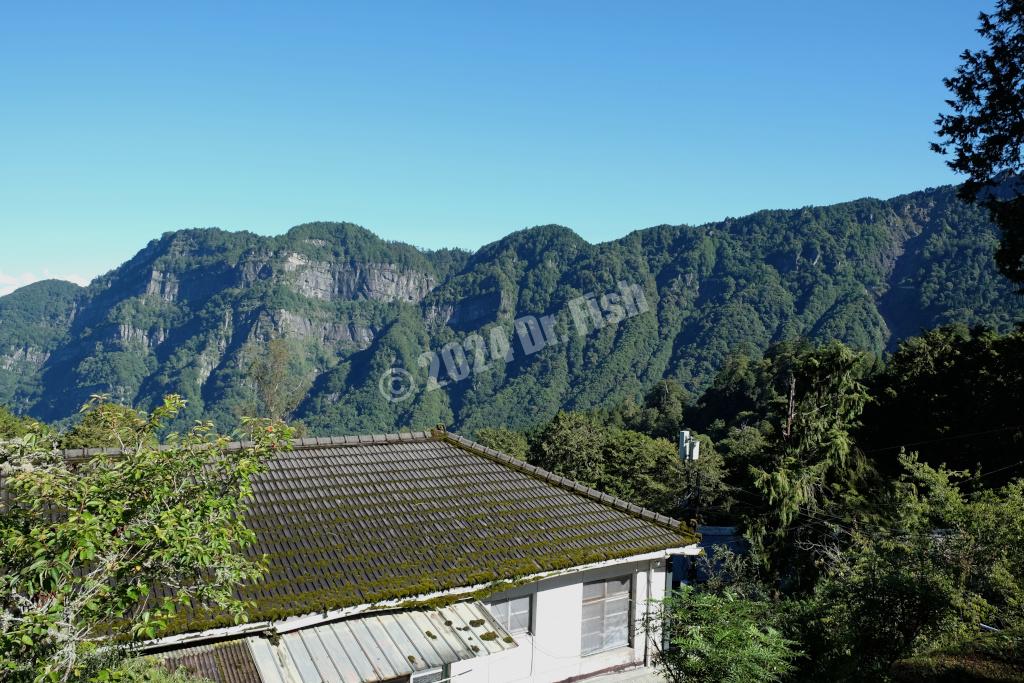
xmin=960 ymin=457 xmax=1024 ymax=484
xmin=861 ymin=424 xmax=1024 ymax=454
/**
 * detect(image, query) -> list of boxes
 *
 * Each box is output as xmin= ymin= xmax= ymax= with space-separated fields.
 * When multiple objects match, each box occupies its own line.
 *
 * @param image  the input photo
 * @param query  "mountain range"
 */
xmin=2 ymin=184 xmax=1022 ymax=434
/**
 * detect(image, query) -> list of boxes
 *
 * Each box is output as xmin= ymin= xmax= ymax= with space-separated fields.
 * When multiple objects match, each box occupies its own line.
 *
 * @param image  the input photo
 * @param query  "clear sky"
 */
xmin=0 ymin=1 xmax=991 ymax=295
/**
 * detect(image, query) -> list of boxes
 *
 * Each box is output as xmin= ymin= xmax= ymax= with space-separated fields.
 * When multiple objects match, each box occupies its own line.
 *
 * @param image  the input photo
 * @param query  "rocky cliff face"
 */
xmin=145 ymin=269 xmax=179 ymax=302
xmin=1 ymin=185 xmax=1021 ymax=433
xmin=282 ymin=253 xmax=435 ymax=303
xmin=0 ymin=346 xmax=50 ymax=371
xmin=0 ymin=224 xmax=447 ymax=424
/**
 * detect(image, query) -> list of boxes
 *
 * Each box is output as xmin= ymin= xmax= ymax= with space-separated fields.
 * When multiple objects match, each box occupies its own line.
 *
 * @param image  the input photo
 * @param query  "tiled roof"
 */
xmin=64 ymin=430 xmax=697 ymax=634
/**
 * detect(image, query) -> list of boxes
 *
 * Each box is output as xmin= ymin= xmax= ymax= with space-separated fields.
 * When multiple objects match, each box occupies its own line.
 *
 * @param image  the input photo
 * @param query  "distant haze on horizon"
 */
xmin=0 ymin=1 xmax=992 ymax=295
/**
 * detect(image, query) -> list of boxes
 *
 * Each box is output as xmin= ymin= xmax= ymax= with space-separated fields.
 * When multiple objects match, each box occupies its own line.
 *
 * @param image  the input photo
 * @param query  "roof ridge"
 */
xmin=57 ymin=430 xmax=436 ymax=460
xmin=59 ymin=429 xmax=691 ymax=537
xmin=434 ymin=429 xmax=688 ymax=534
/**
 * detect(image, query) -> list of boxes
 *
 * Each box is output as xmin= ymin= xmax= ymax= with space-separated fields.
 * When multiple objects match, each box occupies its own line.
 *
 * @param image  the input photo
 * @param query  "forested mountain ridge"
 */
xmin=1 ymin=184 xmax=1021 ymax=432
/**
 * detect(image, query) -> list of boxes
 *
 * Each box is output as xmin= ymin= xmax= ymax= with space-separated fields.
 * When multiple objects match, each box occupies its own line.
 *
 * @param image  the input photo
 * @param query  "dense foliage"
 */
xmin=524 ymin=411 xmax=687 ymax=513
xmin=0 ymin=280 xmax=81 ymax=415
xmin=861 ymin=325 xmax=1024 ymax=484
xmin=808 ymin=455 xmax=1024 ymax=679
xmin=486 ymin=325 xmax=1024 ymax=682
xmin=646 ymin=586 xmax=798 ymax=683
xmin=934 ymin=0 xmax=1024 ymax=286
xmin=0 ymin=396 xmax=292 ymax=682
xmin=0 ymin=405 xmax=43 ymax=440
xmin=0 ymin=186 xmax=1021 ymax=435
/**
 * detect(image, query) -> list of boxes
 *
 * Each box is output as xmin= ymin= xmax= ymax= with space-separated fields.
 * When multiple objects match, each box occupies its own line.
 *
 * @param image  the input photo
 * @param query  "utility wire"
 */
xmin=860 ymin=424 xmax=1024 ymax=454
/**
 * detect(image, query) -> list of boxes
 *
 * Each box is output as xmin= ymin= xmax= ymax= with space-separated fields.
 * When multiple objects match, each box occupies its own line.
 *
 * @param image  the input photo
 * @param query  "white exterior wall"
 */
xmin=450 ymin=557 xmax=668 ymax=683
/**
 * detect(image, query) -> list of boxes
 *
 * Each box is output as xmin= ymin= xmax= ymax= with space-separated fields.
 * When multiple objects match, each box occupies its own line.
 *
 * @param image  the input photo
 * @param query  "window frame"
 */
xmin=580 ymin=574 xmax=633 ymax=656
xmin=487 ymin=593 xmax=533 ymax=635
xmin=409 ymin=666 xmax=447 ymax=683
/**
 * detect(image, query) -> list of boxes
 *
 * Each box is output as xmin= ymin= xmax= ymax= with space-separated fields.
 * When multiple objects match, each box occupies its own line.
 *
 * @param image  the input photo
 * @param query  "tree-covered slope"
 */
xmin=1 ymin=184 xmax=1021 ymax=432
xmin=0 ymin=279 xmax=82 ymax=413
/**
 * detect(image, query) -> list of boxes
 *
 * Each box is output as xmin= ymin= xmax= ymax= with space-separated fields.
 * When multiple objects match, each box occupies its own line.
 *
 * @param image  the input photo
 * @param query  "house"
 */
xmin=136 ymin=428 xmax=700 ymax=683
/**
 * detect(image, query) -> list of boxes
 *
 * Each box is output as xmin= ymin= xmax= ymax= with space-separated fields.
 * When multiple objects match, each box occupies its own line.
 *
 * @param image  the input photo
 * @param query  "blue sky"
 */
xmin=0 ymin=1 xmax=990 ymax=294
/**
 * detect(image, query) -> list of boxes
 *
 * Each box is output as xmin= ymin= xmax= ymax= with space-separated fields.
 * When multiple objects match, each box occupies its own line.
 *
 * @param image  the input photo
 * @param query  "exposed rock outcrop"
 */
xmin=282 ymin=253 xmax=435 ymax=302
xmin=273 ymin=309 xmax=375 ymax=348
xmin=0 ymin=346 xmax=49 ymax=371
xmin=145 ymin=269 xmax=179 ymax=302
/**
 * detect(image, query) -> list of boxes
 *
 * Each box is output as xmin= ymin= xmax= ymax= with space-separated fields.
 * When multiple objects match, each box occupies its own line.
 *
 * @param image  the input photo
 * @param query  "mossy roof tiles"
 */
xmin=205 ymin=431 xmax=696 ymax=628
xmin=54 ymin=430 xmax=696 ymax=634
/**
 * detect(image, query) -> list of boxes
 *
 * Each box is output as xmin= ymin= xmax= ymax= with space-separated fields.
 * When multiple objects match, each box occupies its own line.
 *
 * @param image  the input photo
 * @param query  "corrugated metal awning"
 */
xmin=163 ymin=602 xmax=518 ymax=683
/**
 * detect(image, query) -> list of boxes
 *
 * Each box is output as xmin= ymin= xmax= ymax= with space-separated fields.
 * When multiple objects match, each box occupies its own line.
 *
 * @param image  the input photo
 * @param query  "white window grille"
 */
xmin=410 ymin=667 xmax=446 ymax=683
xmin=487 ymin=594 xmax=532 ymax=634
xmin=581 ymin=576 xmax=631 ymax=655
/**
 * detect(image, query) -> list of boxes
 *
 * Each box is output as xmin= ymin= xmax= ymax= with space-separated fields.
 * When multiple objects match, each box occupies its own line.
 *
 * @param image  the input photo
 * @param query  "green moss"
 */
xmin=424 ymin=630 xmax=437 ymax=640
xmin=155 ymin=484 xmax=694 ymax=637
xmin=480 ymin=631 xmax=498 ymax=641
xmin=469 ymin=619 xmax=485 ymax=628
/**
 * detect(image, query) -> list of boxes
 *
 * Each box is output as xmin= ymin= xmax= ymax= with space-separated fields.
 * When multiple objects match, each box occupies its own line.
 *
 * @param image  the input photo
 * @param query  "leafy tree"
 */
xmin=599 ymin=386 xmax=735 ymax=520
xmin=529 ymin=412 xmax=606 ymax=488
xmin=686 ymin=353 xmax=764 ymax=436
xmin=801 ymin=454 xmax=1024 ymax=681
xmin=474 ymin=427 xmax=529 ymax=460
xmin=244 ymin=339 xmax=308 ymax=421
xmin=934 ymin=0 xmax=1024 ymax=285
xmin=527 ymin=412 xmax=692 ymax=513
xmin=0 ymin=405 xmax=45 ymax=440
xmin=645 ymin=586 xmax=799 ymax=683
xmin=694 ymin=543 xmax=771 ymax=602
xmin=600 ymin=427 xmax=686 ymax=514
xmin=861 ymin=325 xmax=1024 ymax=484
xmin=814 ymin=535 xmax=983 ymax=681
xmin=894 ymin=454 xmax=1024 ymax=631
xmin=811 ymin=453 xmax=1024 ymax=679
xmin=0 ymin=395 xmax=293 ymax=682
xmin=59 ymin=398 xmax=151 ymax=450
xmin=608 ymin=380 xmax=691 ymax=441
xmin=708 ymin=425 xmax=771 ymax=517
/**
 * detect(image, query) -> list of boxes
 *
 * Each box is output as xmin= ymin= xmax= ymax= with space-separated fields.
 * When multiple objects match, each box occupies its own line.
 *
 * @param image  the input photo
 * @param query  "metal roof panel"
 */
xmin=225 ymin=602 xmax=519 ymax=683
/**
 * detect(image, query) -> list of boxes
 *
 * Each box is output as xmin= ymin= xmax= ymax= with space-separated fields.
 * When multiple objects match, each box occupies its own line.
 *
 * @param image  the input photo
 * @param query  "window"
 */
xmin=487 ymin=594 xmax=532 ymax=634
xmin=581 ymin=576 xmax=631 ymax=655
xmin=410 ymin=667 xmax=446 ymax=683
